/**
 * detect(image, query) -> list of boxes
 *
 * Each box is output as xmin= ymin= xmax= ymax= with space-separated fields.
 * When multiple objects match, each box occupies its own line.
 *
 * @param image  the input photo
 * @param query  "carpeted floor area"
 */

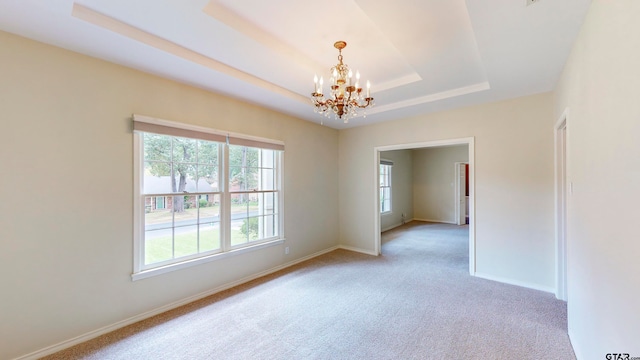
xmin=43 ymin=221 xmax=575 ymax=359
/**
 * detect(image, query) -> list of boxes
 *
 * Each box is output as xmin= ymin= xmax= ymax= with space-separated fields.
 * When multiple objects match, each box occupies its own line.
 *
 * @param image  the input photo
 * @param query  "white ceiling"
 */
xmin=0 ymin=0 xmax=592 ymax=129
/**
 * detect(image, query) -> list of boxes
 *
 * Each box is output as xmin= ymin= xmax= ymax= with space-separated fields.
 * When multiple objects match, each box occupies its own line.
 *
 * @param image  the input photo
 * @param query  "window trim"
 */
xmin=132 ymin=115 xmax=285 ymax=280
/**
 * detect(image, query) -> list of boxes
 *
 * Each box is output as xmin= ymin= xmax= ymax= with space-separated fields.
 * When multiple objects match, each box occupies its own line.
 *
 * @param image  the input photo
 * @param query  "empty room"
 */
xmin=1 ymin=1 xmax=638 ymax=359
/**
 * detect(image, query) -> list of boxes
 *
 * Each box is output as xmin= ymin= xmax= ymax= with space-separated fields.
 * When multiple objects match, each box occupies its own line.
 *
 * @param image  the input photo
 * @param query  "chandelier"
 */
xmin=311 ymin=41 xmax=374 ymax=124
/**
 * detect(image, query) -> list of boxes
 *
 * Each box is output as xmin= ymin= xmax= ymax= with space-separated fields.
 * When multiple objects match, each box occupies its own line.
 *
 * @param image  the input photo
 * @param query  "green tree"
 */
xmin=144 ymin=134 xmax=218 ymax=212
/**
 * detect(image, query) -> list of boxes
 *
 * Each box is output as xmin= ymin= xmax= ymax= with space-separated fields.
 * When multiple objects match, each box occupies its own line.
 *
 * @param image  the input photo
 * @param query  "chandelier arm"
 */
xmin=354 ymin=98 xmax=373 ymax=108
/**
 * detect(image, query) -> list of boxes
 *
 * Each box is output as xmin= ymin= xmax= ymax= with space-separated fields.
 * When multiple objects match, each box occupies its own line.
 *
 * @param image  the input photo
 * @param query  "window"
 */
xmin=133 ymin=115 xmax=284 ymax=279
xmin=380 ymin=161 xmax=392 ymax=214
xmin=229 ymin=145 xmax=279 ymax=246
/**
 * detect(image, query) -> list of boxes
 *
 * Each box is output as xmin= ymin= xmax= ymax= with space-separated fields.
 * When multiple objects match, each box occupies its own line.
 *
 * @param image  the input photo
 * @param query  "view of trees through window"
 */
xmin=229 ymin=144 xmax=278 ymax=247
xmin=140 ymin=133 xmax=280 ymax=268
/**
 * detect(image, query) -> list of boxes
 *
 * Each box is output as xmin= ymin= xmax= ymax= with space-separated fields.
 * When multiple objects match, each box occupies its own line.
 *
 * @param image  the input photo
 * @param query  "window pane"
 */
xmin=247 ymin=192 xmax=259 ymax=212
xmin=262 ymin=215 xmax=276 ymax=238
xmin=172 ymin=195 xmax=198 ymax=224
xmin=144 ymin=162 xmax=173 ymax=194
xmin=381 ymin=188 xmax=391 ymax=212
xmin=262 ymin=192 xmax=276 ymax=215
xmin=198 ymin=164 xmax=219 ymax=192
xmin=260 ymin=168 xmax=275 ymax=191
xmin=231 ymin=193 xmax=250 ymax=217
xmin=173 ymin=163 xmax=197 ymax=193
xmin=199 ymin=222 xmax=221 ymax=252
xmin=260 ymin=149 xmax=275 ymax=168
xmin=174 ymin=225 xmax=198 ymax=258
xmin=198 ymin=194 xmax=220 ymax=222
xmin=145 ymin=229 xmax=173 ymax=265
xmin=145 ymin=196 xmax=174 ymax=231
xmin=229 ymin=166 xmax=245 ymax=191
xmin=229 ymin=145 xmax=260 ymax=191
xmin=231 ymin=218 xmax=248 ymax=246
xmin=144 ymin=133 xmax=171 ymax=162
xmin=197 ymin=140 xmax=218 ymax=165
xmin=172 ymin=137 xmax=196 ymax=163
xmin=247 ymin=217 xmax=260 ymax=242
xmin=246 ymin=169 xmax=259 ymax=190
xmin=229 ymin=145 xmax=258 ymax=167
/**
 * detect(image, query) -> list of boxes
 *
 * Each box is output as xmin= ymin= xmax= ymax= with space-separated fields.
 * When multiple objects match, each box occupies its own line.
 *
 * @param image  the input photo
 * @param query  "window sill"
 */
xmin=131 ymin=238 xmax=285 ymax=281
xmin=381 ymin=211 xmax=392 ymax=216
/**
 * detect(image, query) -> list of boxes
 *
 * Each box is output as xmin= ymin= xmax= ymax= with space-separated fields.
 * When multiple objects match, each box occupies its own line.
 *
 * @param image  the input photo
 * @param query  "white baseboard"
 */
xmin=338 ymin=245 xmax=379 ymax=256
xmin=474 ymin=272 xmax=555 ymax=294
xmin=381 ymin=224 xmax=401 ymax=232
xmin=381 ymin=218 xmax=414 ymax=232
xmin=413 ymin=218 xmax=457 ymax=225
xmin=13 ymin=246 xmax=341 ymax=360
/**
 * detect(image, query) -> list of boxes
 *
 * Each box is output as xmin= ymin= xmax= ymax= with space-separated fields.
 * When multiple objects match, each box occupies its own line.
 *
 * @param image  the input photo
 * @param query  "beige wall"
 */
xmin=11 ymin=1 xmax=640 ymax=354
xmin=0 ymin=31 xmax=339 ymax=359
xmin=339 ymin=93 xmax=555 ymax=290
xmin=553 ymin=0 xmax=640 ymax=356
xmin=413 ymin=145 xmax=468 ymax=223
xmin=379 ymin=149 xmax=413 ymax=231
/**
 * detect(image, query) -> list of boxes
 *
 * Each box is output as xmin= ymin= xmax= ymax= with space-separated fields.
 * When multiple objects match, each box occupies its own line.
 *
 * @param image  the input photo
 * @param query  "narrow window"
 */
xmin=380 ymin=160 xmax=392 ymax=214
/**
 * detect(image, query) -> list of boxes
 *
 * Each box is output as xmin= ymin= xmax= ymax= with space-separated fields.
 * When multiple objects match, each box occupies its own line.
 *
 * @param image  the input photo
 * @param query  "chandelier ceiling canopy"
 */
xmin=311 ymin=41 xmax=374 ymax=124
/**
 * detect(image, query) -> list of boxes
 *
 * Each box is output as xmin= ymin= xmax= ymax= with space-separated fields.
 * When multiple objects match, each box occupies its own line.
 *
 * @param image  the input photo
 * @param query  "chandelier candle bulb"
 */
xmin=367 ymin=81 xmax=371 ymax=97
xmin=314 ymin=75 xmax=318 ymax=93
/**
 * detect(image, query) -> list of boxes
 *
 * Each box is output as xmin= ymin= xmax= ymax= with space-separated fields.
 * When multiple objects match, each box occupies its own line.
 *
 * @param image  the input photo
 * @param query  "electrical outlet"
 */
xmin=285 ymin=246 xmax=290 ymax=255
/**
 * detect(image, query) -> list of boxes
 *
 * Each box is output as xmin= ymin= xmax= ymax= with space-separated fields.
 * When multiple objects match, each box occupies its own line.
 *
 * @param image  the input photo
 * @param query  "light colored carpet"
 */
xmin=43 ymin=221 xmax=575 ymax=359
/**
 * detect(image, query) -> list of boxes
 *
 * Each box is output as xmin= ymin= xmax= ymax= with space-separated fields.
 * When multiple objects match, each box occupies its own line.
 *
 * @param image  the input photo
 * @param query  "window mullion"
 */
xmin=221 ymin=142 xmax=231 ymax=252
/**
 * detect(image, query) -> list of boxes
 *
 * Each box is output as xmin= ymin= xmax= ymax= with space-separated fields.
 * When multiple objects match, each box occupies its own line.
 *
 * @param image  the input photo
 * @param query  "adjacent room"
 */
xmin=1 ymin=1 xmax=638 ymax=359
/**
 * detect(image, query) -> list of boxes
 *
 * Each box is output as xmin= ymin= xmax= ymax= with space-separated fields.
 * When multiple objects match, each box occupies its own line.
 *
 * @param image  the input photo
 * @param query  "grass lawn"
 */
xmin=145 ymin=226 xmax=252 ymax=265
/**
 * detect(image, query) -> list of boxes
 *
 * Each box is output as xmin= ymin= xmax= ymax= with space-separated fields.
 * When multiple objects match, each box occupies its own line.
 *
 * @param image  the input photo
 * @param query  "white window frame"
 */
xmin=380 ymin=161 xmax=392 ymax=214
xmin=132 ymin=115 xmax=285 ymax=281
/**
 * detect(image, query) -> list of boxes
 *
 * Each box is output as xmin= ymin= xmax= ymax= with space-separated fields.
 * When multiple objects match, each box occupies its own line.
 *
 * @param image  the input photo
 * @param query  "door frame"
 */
xmin=554 ymin=109 xmax=569 ymax=301
xmin=374 ymin=137 xmax=476 ymax=275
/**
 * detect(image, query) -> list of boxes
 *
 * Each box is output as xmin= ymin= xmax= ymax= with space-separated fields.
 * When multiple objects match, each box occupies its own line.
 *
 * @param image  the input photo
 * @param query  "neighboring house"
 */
xmin=142 ymin=176 xmax=218 ymax=211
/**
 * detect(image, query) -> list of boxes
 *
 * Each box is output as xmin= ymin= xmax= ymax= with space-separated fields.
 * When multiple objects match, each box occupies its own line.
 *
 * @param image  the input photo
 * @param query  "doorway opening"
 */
xmin=374 ymin=137 xmax=476 ymax=275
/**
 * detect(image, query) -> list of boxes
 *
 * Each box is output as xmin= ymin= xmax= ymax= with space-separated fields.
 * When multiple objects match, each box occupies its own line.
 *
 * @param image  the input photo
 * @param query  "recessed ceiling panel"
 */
xmin=206 ymin=0 xmax=422 ymax=91
xmin=0 ymin=0 xmax=592 ymax=128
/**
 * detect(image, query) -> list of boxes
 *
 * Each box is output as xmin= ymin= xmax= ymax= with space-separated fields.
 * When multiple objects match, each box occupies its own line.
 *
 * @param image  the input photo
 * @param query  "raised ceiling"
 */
xmin=0 ymin=0 xmax=592 ymax=128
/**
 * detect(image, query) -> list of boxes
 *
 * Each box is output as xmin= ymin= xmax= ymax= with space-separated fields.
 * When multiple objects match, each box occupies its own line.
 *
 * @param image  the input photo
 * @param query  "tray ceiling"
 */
xmin=0 ymin=0 xmax=592 ymax=128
